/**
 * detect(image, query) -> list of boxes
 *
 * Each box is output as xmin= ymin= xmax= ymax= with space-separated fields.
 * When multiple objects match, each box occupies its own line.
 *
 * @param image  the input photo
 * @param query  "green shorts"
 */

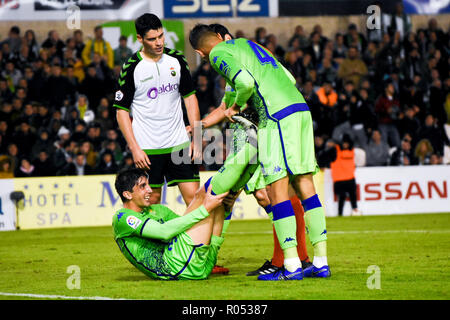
xmin=258 ymin=111 xmax=319 ymax=186
xmin=243 ymin=165 xmax=266 ymax=194
xmin=163 ymin=232 xmax=224 ymax=280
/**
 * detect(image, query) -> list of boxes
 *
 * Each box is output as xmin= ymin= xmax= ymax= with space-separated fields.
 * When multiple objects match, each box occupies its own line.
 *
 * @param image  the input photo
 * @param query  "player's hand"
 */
xmin=189 ymin=140 xmax=202 ymax=163
xmin=203 ymin=184 xmax=229 ymax=213
xmin=131 ymin=148 xmax=151 ymax=170
xmin=224 ymin=104 xmax=240 ymax=122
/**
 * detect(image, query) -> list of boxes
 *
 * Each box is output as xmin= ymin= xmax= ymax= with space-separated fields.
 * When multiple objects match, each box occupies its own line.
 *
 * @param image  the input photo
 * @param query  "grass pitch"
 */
xmin=0 ymin=213 xmax=449 ymax=300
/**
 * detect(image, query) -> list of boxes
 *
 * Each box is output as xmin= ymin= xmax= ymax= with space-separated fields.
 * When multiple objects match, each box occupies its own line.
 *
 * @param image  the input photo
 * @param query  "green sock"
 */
xmin=210 ymin=143 xmax=257 ymax=195
xmin=220 ymin=211 xmax=232 ymax=237
xmin=304 ymin=207 xmax=327 ymax=256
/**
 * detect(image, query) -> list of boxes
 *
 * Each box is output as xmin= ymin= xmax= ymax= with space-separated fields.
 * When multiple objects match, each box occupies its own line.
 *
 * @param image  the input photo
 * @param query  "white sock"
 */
xmin=284 ymin=257 xmax=301 ymax=272
xmin=313 ymin=256 xmax=328 ymax=268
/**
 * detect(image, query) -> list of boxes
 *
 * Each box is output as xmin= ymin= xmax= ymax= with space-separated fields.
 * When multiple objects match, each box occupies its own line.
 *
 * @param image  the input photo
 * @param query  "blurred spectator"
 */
xmin=6 ymin=143 xmax=19 ymax=172
xmin=265 ymin=34 xmax=285 ymax=61
xmin=2 ymin=60 xmax=22 ymax=87
xmin=283 ymin=50 xmax=302 ymax=84
xmin=23 ymin=29 xmax=40 ymax=61
xmin=78 ymin=140 xmax=98 ymax=168
xmin=288 ymin=25 xmax=310 ymax=50
xmin=385 ymin=2 xmax=412 ymax=40
xmin=79 ymin=63 xmax=106 ymax=110
xmin=0 ymin=154 xmax=14 ymax=178
xmin=33 ymin=150 xmax=56 ymax=177
xmin=43 ymin=63 xmax=75 ymax=110
xmin=305 ymin=31 xmax=324 ymax=67
xmin=96 ymin=150 xmax=119 ymax=174
xmin=365 ymin=129 xmax=390 ymax=166
xmin=196 ymin=74 xmax=216 ymax=118
xmin=375 ymin=81 xmax=401 ymax=147
xmin=414 ymin=138 xmax=433 ymax=165
xmin=12 ymin=119 xmax=36 ymax=158
xmin=82 ymin=25 xmax=114 ymax=69
xmin=119 ymin=153 xmax=134 ymax=171
xmin=96 ymin=105 xmax=115 ymax=131
xmin=31 ymin=128 xmax=54 ymax=158
xmin=60 ymin=152 xmax=94 ymax=176
xmin=73 ymin=29 xmax=85 ymax=60
xmin=344 ymin=23 xmax=367 ymax=53
xmin=337 ymin=46 xmax=368 ymax=89
xmin=15 ymin=157 xmax=36 ymax=177
xmin=114 ymin=35 xmax=133 ymax=66
xmin=417 ymin=114 xmax=449 ymax=156
xmin=74 ymin=94 xmax=95 ymax=124
xmin=1 ymin=26 xmax=21 ymax=54
xmin=254 ymin=27 xmax=267 ymax=46
xmin=41 ymin=30 xmax=65 ymax=61
xmin=390 ymin=133 xmax=417 ymax=166
xmin=397 ymin=106 xmax=420 ymax=141
xmin=86 ymin=122 xmax=103 ymax=152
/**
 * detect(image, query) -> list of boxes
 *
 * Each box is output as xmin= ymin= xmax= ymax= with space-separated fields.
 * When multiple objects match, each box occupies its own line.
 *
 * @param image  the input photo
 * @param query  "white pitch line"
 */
xmin=228 ymin=229 xmax=450 ymax=235
xmin=0 ymin=292 xmax=128 ymax=300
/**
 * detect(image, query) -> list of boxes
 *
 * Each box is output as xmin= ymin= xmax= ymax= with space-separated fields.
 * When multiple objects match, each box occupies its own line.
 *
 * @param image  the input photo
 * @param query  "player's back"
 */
xmin=210 ymin=38 xmax=306 ymax=118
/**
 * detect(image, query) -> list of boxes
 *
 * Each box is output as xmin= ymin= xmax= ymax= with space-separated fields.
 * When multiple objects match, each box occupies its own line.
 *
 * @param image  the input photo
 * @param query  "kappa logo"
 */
xmin=117 ymin=212 xmax=125 ymax=221
xmin=284 ymin=237 xmax=295 ymax=243
xmin=273 ymin=166 xmax=282 ymax=173
xmin=321 ymin=229 xmax=327 ymax=235
xmin=126 ymin=216 xmax=142 ymax=229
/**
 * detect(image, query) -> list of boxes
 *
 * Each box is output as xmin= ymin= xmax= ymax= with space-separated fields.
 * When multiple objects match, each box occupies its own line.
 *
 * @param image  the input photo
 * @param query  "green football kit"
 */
xmin=209 ymin=38 xmax=319 ymax=186
xmin=113 ymin=204 xmax=223 ymax=280
xmin=209 ymin=38 xmax=327 ymax=256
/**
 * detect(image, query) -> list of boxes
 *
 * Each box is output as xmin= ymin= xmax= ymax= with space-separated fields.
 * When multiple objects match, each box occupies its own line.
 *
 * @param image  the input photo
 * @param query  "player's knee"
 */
xmin=254 ymin=189 xmax=270 ymax=208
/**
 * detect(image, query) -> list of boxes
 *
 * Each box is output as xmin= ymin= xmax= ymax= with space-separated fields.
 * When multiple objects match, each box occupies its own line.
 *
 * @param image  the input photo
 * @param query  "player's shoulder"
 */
xmin=113 ymin=208 xmax=142 ymax=226
xmin=164 ymin=47 xmax=186 ymax=59
xmin=119 ymin=51 xmax=142 ymax=72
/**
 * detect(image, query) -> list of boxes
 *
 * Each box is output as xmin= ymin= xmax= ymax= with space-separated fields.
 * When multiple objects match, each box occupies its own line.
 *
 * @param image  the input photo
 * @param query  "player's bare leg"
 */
xmin=178 ymin=181 xmax=200 ymax=206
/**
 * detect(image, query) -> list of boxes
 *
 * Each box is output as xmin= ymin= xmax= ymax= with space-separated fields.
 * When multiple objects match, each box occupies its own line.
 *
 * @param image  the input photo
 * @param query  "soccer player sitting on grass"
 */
xmin=113 ymin=116 xmax=258 ymax=280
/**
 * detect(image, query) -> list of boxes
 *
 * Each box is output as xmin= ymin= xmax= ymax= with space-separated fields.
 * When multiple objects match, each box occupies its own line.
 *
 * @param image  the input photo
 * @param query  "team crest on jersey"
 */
xmin=126 ymin=216 xmax=142 ymax=229
xmin=170 ymin=67 xmax=176 ymax=77
xmin=115 ymin=90 xmax=124 ymax=101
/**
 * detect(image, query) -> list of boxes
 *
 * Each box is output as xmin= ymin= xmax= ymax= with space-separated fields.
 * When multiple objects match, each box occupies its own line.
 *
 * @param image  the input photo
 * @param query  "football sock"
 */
xmin=272 ymin=200 xmax=301 ymax=272
xmin=220 ymin=211 xmax=232 ymax=237
xmin=302 ymin=194 xmax=328 ymax=265
xmin=290 ymin=195 xmax=310 ymax=262
xmin=271 ymin=196 xmax=310 ymax=267
xmin=206 ymin=143 xmax=257 ymax=195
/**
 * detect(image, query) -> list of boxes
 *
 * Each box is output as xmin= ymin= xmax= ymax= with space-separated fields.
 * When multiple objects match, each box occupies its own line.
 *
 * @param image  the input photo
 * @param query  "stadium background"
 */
xmin=0 ymin=0 xmax=449 ymax=231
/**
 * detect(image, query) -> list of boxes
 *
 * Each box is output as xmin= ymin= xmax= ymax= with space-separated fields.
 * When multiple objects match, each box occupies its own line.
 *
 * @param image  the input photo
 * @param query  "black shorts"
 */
xmin=147 ymin=147 xmax=200 ymax=188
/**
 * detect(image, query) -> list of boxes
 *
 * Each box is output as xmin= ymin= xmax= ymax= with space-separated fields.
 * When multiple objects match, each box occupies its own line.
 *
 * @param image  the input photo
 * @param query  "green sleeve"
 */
xmin=210 ymin=47 xmax=254 ymax=109
xmin=140 ymin=205 xmax=210 ymax=241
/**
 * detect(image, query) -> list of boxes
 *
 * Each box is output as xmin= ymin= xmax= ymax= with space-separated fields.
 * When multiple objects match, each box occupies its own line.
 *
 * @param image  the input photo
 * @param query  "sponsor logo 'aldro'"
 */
xmin=147 ymin=83 xmax=179 ymax=99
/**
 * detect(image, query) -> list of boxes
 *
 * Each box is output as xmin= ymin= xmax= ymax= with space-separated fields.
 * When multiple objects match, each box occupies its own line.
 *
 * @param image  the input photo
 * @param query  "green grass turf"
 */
xmin=0 ymin=213 xmax=449 ymax=300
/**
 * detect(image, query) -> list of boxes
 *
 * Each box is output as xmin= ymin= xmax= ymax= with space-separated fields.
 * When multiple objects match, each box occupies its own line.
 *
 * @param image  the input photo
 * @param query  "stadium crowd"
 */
xmin=0 ymin=12 xmax=449 ymax=178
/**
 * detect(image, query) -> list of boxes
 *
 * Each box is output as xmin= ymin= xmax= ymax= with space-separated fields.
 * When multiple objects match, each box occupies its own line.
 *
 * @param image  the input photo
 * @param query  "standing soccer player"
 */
xmin=200 ymin=24 xmax=313 ymax=276
xmin=114 ymin=13 xmax=201 ymax=207
xmin=189 ymin=26 xmax=330 ymax=280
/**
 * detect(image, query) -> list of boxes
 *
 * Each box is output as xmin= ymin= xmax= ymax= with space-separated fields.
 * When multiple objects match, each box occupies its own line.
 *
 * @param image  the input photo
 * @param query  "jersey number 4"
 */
xmin=247 ymin=40 xmax=278 ymax=69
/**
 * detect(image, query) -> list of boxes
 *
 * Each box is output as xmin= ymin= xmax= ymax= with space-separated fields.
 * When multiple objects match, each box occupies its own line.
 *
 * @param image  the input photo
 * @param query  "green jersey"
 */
xmin=112 ymin=204 xmax=209 ymax=280
xmin=210 ymin=38 xmax=307 ymax=122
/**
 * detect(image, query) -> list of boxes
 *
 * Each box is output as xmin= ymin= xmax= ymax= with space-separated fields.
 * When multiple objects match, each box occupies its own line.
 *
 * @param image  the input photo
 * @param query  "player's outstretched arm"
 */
xmin=139 ymin=186 xmax=228 ymax=241
xmin=201 ymin=101 xmax=227 ymax=128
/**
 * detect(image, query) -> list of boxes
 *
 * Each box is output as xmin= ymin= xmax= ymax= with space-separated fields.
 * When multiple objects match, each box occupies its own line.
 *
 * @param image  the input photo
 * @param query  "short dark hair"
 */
xmin=208 ymin=23 xmax=233 ymax=40
xmin=189 ymin=24 xmax=217 ymax=50
xmin=135 ymin=13 xmax=163 ymax=38
xmin=115 ymin=168 xmax=149 ymax=202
